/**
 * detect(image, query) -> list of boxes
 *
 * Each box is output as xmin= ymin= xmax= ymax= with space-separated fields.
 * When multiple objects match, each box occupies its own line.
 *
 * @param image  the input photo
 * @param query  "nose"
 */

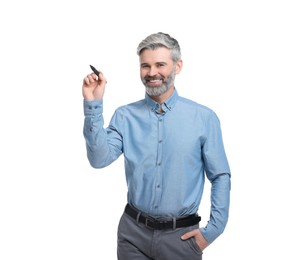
xmin=148 ymin=66 xmax=158 ymax=76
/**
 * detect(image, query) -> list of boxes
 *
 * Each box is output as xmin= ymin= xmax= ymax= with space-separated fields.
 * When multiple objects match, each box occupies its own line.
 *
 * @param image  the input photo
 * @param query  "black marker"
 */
xmin=90 ymin=65 xmax=100 ymax=77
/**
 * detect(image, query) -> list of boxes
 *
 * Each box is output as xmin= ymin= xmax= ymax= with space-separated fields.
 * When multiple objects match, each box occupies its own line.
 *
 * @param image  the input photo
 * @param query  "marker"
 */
xmin=90 ymin=65 xmax=100 ymax=77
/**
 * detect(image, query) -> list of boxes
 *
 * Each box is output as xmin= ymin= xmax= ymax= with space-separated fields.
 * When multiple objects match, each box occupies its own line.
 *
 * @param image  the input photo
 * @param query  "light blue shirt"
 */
xmin=83 ymin=89 xmax=231 ymax=243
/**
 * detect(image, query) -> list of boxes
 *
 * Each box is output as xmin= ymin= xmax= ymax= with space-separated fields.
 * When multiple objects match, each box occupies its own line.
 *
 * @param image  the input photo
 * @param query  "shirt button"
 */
xmin=157 ymin=185 xmax=160 ymax=188
xmin=159 ymin=140 xmax=162 ymax=143
xmin=158 ymin=162 xmax=161 ymax=166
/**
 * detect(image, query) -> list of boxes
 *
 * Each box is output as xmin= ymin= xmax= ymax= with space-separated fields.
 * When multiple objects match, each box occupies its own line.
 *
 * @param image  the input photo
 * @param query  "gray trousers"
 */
xmin=117 ymin=212 xmax=203 ymax=260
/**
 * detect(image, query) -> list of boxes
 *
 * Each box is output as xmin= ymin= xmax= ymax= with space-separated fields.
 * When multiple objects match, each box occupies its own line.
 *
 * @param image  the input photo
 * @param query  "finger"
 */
xmin=102 ymin=76 xmax=107 ymax=84
xmin=91 ymin=72 xmax=99 ymax=80
xmin=87 ymin=74 xmax=97 ymax=83
xmin=83 ymin=76 xmax=90 ymax=85
xmin=181 ymin=230 xmax=196 ymax=240
xmin=97 ymin=73 xmax=107 ymax=84
xmin=98 ymin=72 xmax=105 ymax=81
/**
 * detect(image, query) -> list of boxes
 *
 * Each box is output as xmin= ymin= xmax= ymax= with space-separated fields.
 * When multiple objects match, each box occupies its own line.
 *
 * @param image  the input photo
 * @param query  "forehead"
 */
xmin=140 ymin=47 xmax=172 ymax=64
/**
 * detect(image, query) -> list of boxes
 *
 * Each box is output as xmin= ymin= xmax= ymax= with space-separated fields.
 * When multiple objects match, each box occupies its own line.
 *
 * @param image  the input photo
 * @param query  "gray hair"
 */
xmin=137 ymin=32 xmax=181 ymax=63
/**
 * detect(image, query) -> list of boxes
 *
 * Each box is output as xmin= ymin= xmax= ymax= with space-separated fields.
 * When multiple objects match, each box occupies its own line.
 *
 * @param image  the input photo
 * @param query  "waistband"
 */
xmin=124 ymin=204 xmax=201 ymax=230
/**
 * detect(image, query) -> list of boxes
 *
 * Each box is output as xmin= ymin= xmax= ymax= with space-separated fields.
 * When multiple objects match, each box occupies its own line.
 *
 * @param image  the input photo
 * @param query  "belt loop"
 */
xmin=136 ymin=211 xmax=141 ymax=223
xmin=172 ymin=217 xmax=176 ymax=229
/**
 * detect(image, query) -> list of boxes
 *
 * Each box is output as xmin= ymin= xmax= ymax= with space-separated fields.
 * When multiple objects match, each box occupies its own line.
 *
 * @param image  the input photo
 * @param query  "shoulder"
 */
xmin=177 ymin=96 xmax=216 ymax=116
xmin=116 ymin=99 xmax=146 ymax=111
xmin=113 ymin=99 xmax=147 ymax=118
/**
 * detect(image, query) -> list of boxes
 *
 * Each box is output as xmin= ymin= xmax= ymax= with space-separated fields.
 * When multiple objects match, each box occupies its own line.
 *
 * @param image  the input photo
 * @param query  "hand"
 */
xmin=82 ymin=70 xmax=107 ymax=101
xmin=181 ymin=229 xmax=209 ymax=251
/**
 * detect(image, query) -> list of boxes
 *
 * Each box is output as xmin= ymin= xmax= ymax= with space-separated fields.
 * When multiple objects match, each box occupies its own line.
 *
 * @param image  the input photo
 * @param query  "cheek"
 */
xmin=140 ymin=69 xmax=146 ymax=78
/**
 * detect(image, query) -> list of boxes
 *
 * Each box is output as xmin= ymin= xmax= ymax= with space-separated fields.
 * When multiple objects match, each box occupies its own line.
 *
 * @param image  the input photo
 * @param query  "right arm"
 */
xmin=82 ymin=70 xmax=123 ymax=168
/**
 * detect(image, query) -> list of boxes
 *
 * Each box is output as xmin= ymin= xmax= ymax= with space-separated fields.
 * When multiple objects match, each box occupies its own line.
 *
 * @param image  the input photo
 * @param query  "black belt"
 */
xmin=124 ymin=204 xmax=201 ymax=230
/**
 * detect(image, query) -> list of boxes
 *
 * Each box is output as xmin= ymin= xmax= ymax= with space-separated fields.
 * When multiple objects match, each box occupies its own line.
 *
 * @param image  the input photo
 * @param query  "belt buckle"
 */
xmin=145 ymin=217 xmax=169 ymax=230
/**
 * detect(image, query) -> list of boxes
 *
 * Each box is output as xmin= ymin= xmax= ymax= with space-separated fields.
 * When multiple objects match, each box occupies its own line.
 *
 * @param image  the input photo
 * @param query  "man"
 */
xmin=82 ymin=32 xmax=231 ymax=260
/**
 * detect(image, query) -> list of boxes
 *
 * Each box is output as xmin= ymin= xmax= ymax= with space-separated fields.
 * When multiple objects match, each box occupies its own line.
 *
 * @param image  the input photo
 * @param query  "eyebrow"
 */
xmin=141 ymin=61 xmax=168 ymax=66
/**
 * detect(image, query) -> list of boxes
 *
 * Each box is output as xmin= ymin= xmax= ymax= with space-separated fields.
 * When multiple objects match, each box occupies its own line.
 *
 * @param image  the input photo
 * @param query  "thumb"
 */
xmin=98 ymin=72 xmax=107 ymax=84
xmin=181 ymin=230 xmax=196 ymax=240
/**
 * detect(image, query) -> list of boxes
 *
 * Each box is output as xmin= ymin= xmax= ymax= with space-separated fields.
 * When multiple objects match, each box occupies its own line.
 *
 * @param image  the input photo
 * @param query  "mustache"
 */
xmin=144 ymin=76 xmax=164 ymax=81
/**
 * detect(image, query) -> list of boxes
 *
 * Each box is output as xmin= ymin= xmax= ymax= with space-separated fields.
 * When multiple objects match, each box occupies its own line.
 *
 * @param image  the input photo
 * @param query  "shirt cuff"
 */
xmin=200 ymin=226 xmax=220 ymax=244
xmin=83 ymin=100 xmax=103 ymax=117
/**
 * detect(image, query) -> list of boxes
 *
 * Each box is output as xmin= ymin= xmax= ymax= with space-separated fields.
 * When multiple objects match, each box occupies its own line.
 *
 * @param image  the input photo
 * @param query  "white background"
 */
xmin=0 ymin=0 xmax=305 ymax=259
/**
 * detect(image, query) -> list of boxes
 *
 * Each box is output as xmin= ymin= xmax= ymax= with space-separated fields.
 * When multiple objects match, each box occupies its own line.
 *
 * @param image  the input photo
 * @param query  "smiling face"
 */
xmin=140 ymin=47 xmax=182 ymax=99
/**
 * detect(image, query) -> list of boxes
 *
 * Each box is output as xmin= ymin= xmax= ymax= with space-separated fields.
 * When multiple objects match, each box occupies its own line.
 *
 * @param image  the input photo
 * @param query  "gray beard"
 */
xmin=143 ymin=70 xmax=176 ymax=97
xmin=145 ymin=82 xmax=170 ymax=96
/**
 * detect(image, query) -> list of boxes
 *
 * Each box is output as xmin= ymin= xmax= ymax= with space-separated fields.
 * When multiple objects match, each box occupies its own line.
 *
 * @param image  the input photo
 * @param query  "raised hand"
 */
xmin=82 ymin=69 xmax=107 ymax=101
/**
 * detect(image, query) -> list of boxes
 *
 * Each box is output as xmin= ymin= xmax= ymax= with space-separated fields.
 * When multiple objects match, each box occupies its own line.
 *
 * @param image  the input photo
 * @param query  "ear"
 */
xmin=175 ymin=59 xmax=183 ymax=75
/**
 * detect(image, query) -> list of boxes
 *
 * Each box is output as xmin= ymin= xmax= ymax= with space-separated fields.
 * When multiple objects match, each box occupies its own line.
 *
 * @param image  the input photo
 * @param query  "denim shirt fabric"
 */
xmin=83 ymin=89 xmax=231 ymax=243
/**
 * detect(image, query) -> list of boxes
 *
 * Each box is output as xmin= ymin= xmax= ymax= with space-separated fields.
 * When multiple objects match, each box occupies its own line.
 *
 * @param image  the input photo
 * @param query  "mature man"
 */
xmin=82 ymin=32 xmax=231 ymax=260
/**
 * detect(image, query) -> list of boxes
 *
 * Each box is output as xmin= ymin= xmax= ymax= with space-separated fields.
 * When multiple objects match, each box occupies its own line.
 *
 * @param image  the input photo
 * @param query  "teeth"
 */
xmin=149 ymin=80 xmax=160 ymax=82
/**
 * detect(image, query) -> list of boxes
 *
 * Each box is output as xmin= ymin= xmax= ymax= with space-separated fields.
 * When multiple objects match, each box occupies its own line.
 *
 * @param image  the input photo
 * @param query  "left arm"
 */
xmin=181 ymin=173 xmax=231 ymax=250
xmin=200 ymin=173 xmax=231 ymax=243
xmin=182 ymin=110 xmax=231 ymax=250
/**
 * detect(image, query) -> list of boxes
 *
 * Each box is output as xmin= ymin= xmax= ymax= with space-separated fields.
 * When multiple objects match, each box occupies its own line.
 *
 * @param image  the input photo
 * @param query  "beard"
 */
xmin=142 ymin=69 xmax=176 ymax=97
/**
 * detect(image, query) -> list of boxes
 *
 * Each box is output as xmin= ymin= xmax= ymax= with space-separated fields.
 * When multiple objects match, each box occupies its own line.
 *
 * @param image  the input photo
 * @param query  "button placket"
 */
xmin=154 ymin=114 xmax=164 ymax=209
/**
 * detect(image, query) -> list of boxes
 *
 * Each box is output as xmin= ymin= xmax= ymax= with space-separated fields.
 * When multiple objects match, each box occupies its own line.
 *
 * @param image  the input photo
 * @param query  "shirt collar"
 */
xmin=145 ymin=88 xmax=179 ymax=113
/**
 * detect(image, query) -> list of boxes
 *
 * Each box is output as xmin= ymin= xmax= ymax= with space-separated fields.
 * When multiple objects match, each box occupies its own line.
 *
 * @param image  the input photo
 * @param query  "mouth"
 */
xmin=145 ymin=78 xmax=163 ymax=87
